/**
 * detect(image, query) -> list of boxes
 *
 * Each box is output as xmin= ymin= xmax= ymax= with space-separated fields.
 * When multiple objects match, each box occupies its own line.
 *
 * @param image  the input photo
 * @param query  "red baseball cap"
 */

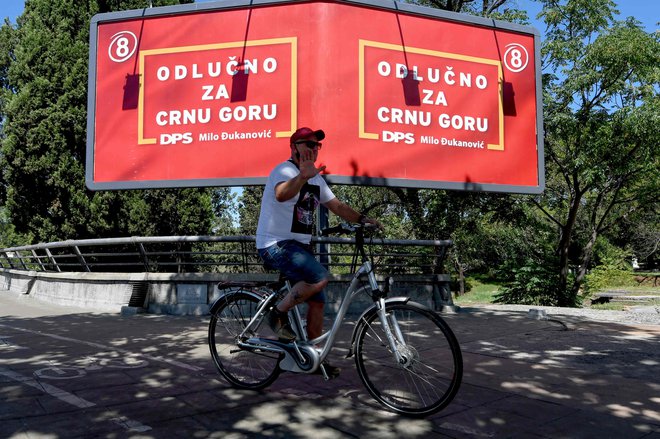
xmin=290 ymin=127 xmax=325 ymax=144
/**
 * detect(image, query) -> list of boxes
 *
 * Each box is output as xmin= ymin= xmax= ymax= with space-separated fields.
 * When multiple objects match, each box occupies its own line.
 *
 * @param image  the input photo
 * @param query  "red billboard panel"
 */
xmin=87 ymin=0 xmax=543 ymax=193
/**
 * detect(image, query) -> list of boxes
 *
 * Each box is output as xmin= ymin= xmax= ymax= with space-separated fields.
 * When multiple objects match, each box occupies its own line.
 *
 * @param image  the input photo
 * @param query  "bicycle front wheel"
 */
xmin=355 ymin=302 xmax=463 ymax=416
xmin=208 ymin=291 xmax=281 ymax=389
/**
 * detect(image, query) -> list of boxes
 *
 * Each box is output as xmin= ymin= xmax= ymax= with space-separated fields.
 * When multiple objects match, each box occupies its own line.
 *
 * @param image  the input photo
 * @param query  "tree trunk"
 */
xmin=453 ymin=254 xmax=465 ymax=296
xmin=572 ymin=228 xmax=599 ymax=298
xmin=557 ymin=192 xmax=583 ymax=306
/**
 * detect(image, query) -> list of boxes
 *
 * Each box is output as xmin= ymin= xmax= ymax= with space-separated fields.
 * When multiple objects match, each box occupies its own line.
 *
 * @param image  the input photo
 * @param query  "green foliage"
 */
xmin=495 ymin=258 xmax=570 ymax=306
xmin=237 ymin=186 xmax=263 ymax=235
xmin=591 ymin=235 xmax=632 ymax=267
xmin=532 ymin=0 xmax=660 ymax=304
xmin=332 ymin=186 xmax=404 ymax=233
xmin=584 ymin=263 xmax=633 ymax=295
xmin=0 ymin=0 xmax=225 ymax=245
xmin=130 ymin=189 xmax=215 ymax=236
xmin=0 ymin=206 xmax=32 ymax=247
xmin=413 ymin=0 xmax=528 ymax=22
xmin=584 ymin=238 xmax=635 ymax=294
xmin=452 ymin=199 xmax=553 ymax=277
xmin=211 ymin=188 xmax=237 ymax=235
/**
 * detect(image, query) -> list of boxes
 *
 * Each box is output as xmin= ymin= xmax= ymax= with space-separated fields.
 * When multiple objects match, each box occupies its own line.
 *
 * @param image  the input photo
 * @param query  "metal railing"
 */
xmin=0 ymin=235 xmax=452 ymax=275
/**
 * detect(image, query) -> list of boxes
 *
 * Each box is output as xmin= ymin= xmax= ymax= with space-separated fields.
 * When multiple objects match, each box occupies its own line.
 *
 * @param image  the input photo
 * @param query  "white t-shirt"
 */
xmin=256 ymin=160 xmax=335 ymax=249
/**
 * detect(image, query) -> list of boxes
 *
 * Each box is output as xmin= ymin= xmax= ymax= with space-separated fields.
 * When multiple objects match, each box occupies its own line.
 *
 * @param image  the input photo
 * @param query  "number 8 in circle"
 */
xmin=504 ymin=43 xmax=529 ymax=73
xmin=108 ymin=31 xmax=138 ymax=63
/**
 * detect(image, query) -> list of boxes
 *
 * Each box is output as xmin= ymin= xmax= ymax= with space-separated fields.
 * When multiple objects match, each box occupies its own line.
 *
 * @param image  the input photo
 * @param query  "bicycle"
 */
xmin=208 ymin=223 xmax=463 ymax=417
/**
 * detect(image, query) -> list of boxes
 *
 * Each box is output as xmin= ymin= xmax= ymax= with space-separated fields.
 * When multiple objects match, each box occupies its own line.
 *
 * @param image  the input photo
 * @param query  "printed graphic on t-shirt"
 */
xmin=291 ymin=183 xmax=320 ymax=234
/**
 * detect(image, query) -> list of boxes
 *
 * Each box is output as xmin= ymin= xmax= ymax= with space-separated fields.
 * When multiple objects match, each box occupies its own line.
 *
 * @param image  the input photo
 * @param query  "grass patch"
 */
xmin=452 ymin=275 xmax=659 ymax=308
xmin=589 ymin=302 xmax=628 ymax=311
xmin=597 ymin=286 xmax=660 ymax=295
xmin=585 ymin=285 xmax=660 ymax=310
xmin=453 ymin=277 xmax=502 ymax=305
xmin=589 ymin=299 xmax=660 ymax=311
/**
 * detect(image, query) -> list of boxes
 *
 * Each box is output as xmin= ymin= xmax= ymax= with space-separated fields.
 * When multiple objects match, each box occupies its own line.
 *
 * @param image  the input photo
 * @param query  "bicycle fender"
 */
xmin=208 ymin=289 xmax=263 ymax=315
xmin=345 ymin=296 xmax=411 ymax=358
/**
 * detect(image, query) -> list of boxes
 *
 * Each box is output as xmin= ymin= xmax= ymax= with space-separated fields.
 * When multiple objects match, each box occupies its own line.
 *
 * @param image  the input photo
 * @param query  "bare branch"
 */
xmin=532 ymin=198 xmax=563 ymax=228
xmin=486 ymin=0 xmax=507 ymax=14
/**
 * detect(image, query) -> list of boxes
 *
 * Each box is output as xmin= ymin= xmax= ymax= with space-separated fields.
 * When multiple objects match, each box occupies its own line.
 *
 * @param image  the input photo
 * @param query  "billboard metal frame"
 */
xmin=87 ymin=0 xmax=544 ymax=193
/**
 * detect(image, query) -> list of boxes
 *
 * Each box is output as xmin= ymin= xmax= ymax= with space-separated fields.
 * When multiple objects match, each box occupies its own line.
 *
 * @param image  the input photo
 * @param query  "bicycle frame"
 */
xmin=308 ymin=259 xmax=378 ymax=361
xmin=310 ymin=225 xmax=410 ymax=366
xmin=233 ymin=268 xmax=405 ymax=376
xmin=226 ymin=224 xmax=410 ymax=376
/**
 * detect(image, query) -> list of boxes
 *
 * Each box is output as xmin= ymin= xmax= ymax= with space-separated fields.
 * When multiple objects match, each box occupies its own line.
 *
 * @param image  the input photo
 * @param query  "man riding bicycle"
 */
xmin=256 ymin=127 xmax=380 ymax=376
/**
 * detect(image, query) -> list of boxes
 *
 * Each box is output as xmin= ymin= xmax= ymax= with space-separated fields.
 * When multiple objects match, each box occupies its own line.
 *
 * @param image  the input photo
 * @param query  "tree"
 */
xmin=535 ymin=0 xmax=659 ymax=304
xmin=0 ymin=0 xmax=220 ymax=245
xmin=236 ymin=186 xmax=263 ymax=235
xmin=211 ymin=188 xmax=237 ymax=236
xmin=414 ymin=0 xmax=508 ymax=15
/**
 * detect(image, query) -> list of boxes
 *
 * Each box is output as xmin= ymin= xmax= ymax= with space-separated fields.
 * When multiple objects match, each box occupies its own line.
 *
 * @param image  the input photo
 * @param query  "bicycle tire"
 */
xmin=208 ymin=291 xmax=281 ymax=389
xmin=354 ymin=301 xmax=463 ymax=417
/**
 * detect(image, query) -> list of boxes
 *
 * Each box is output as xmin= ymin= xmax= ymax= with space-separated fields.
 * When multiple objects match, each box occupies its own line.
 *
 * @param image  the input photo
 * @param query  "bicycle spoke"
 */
xmin=355 ymin=303 xmax=462 ymax=416
xmin=209 ymin=292 xmax=281 ymax=389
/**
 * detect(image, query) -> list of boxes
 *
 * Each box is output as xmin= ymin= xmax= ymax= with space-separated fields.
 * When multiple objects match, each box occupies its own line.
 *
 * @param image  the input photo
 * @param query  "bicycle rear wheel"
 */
xmin=208 ymin=291 xmax=281 ymax=389
xmin=354 ymin=301 xmax=462 ymax=416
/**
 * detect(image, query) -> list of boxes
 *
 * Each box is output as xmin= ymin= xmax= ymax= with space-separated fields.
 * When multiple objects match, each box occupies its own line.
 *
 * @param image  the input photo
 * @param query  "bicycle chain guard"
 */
xmin=262 ymin=339 xmax=320 ymax=373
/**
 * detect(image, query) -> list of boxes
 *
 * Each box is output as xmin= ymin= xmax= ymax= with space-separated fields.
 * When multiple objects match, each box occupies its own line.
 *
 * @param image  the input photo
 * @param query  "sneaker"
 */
xmin=314 ymin=361 xmax=341 ymax=379
xmin=266 ymin=307 xmax=296 ymax=341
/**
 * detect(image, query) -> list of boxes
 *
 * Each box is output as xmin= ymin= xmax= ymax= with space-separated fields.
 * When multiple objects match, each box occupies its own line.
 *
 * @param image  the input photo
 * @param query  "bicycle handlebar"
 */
xmin=319 ymin=223 xmax=354 ymax=236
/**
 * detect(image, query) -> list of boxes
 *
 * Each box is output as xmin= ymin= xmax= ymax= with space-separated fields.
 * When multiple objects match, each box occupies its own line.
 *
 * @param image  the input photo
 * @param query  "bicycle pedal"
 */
xmin=314 ymin=362 xmax=341 ymax=380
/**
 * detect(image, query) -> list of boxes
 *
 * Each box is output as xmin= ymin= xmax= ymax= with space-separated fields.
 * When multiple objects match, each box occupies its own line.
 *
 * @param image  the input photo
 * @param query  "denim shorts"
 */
xmin=258 ymin=240 xmax=327 ymax=303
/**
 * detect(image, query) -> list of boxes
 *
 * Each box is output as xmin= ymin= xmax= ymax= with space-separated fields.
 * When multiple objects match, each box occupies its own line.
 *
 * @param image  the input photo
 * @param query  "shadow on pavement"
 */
xmin=0 ymin=297 xmax=658 ymax=438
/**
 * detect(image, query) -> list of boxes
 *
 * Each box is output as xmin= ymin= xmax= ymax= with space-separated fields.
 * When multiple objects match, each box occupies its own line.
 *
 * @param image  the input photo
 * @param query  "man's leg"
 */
xmin=277 ymin=279 xmax=327 ymax=312
xmin=268 ymin=280 xmax=326 ymax=341
xmin=305 ymin=301 xmax=324 ymax=340
xmin=259 ymin=241 xmax=328 ymax=341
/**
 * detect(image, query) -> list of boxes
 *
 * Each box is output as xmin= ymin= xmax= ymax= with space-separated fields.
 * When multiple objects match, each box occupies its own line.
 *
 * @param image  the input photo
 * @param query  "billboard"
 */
xmin=87 ymin=0 xmax=544 ymax=193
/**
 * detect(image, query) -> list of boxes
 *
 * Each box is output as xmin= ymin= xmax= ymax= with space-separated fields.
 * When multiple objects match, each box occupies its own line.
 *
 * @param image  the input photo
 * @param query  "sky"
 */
xmin=1 ymin=0 xmax=658 ymax=33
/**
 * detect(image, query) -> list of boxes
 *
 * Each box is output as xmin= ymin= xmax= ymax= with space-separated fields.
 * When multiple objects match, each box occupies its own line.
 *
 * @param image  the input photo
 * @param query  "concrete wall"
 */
xmin=0 ymin=268 xmax=454 ymax=315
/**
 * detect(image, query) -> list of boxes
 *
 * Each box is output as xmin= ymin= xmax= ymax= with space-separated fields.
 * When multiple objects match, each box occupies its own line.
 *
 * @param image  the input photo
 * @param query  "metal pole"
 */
xmin=2 ymin=251 xmax=14 ymax=269
xmin=32 ymin=249 xmax=46 ymax=271
xmin=45 ymin=248 xmax=61 ymax=272
xmin=137 ymin=242 xmax=150 ymax=272
xmin=72 ymin=245 xmax=91 ymax=272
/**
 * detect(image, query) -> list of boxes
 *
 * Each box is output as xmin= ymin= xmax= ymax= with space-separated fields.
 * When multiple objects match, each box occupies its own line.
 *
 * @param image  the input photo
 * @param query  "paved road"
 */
xmin=1 ymin=291 xmax=659 ymax=438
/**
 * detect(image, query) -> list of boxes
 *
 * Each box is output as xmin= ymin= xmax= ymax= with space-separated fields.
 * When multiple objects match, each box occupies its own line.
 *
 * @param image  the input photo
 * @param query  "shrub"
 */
xmin=584 ymin=239 xmax=635 ymax=295
xmin=495 ymin=259 xmax=565 ymax=306
xmin=584 ymin=260 xmax=634 ymax=294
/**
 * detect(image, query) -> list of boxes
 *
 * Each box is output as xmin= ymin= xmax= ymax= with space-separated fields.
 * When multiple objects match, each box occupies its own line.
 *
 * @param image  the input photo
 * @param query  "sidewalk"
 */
xmin=1 ymin=291 xmax=659 ymax=438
